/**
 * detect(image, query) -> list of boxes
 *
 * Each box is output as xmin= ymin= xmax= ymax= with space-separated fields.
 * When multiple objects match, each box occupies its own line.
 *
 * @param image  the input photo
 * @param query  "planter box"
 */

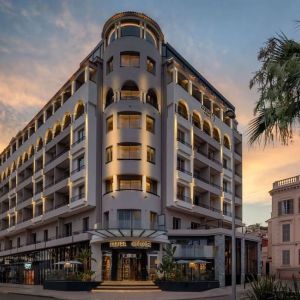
xmin=43 ymin=280 xmax=100 ymax=291
xmin=155 ymin=280 xmax=219 ymax=292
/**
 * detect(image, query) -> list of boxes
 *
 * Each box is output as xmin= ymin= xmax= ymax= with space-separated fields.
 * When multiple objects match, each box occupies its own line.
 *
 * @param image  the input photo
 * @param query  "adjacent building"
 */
xmin=268 ymin=175 xmax=300 ymax=279
xmin=0 ymin=12 xmax=260 ymax=286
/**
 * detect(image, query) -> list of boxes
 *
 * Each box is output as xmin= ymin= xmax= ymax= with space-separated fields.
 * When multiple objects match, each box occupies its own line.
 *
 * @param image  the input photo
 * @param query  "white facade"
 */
xmin=0 ymin=12 xmax=259 ymax=286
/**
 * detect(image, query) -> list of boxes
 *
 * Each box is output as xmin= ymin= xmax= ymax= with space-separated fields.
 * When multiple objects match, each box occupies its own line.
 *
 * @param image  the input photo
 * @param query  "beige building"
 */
xmin=268 ymin=175 xmax=300 ymax=279
xmin=0 ymin=11 xmax=260 ymax=286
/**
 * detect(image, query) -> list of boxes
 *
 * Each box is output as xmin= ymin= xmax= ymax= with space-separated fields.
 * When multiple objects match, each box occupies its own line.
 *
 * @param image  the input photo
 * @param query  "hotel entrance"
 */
xmin=101 ymin=241 xmax=160 ymax=281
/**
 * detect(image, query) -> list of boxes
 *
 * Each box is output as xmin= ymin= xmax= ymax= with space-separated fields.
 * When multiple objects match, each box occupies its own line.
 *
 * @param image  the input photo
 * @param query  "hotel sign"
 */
xmin=109 ymin=240 xmax=152 ymax=249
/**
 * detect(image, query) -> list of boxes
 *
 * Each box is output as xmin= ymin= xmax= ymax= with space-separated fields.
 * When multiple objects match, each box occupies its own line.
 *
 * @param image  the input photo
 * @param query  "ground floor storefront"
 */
xmin=0 ymin=241 xmax=89 ymax=285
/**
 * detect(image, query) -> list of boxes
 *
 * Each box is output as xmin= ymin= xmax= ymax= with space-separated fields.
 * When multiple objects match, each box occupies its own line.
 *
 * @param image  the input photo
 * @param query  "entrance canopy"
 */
xmin=88 ymin=229 xmax=166 ymax=239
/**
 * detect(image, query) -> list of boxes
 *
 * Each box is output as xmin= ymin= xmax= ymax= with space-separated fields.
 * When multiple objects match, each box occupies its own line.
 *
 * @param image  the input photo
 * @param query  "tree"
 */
xmin=248 ymin=32 xmax=300 ymax=146
xmin=76 ymin=248 xmax=96 ymax=281
xmin=158 ymin=244 xmax=177 ymax=280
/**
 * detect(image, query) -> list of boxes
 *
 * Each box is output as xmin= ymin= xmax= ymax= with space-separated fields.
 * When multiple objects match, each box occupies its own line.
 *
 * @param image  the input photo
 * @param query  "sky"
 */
xmin=0 ymin=0 xmax=299 ymax=225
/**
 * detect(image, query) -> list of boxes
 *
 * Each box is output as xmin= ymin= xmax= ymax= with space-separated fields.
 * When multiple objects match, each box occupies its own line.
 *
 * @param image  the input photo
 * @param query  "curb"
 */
xmin=6 ymin=292 xmax=63 ymax=299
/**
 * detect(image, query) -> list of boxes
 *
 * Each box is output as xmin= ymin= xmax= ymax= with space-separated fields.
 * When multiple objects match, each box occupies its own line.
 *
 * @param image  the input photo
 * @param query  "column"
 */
xmin=215 ymin=234 xmax=225 ymax=287
xmin=91 ymin=241 xmax=102 ymax=281
xmin=84 ymin=66 xmax=90 ymax=83
xmin=241 ymin=237 xmax=245 ymax=284
xmin=257 ymin=240 xmax=262 ymax=277
xmin=71 ymin=80 xmax=76 ymax=96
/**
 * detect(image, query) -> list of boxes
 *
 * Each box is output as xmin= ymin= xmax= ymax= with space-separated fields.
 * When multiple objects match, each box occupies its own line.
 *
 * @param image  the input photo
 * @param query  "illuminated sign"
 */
xmin=24 ymin=262 xmax=32 ymax=270
xmin=109 ymin=241 xmax=152 ymax=249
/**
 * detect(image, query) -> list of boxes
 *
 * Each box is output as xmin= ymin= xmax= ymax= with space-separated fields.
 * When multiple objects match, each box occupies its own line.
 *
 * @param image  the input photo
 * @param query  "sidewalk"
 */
xmin=0 ymin=283 xmax=249 ymax=300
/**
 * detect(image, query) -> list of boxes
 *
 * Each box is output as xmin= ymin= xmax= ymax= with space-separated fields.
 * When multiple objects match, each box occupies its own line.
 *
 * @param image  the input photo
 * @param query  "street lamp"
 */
xmin=225 ymin=108 xmax=236 ymax=300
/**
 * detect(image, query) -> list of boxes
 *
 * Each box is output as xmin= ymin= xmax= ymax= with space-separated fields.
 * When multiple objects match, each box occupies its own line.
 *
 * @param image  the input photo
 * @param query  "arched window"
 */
xmin=146 ymin=89 xmax=158 ymax=109
xmin=11 ymin=162 xmax=16 ymax=173
xmin=28 ymin=146 xmax=34 ymax=158
xmin=120 ymin=80 xmax=139 ymax=100
xmin=177 ymin=102 xmax=188 ymax=120
xmin=37 ymin=138 xmax=43 ymax=151
xmin=62 ymin=113 xmax=71 ymax=130
xmin=203 ymin=121 xmax=211 ymax=136
xmin=74 ymin=102 xmax=84 ymax=120
xmin=120 ymin=24 xmax=140 ymax=37
xmin=17 ymin=156 xmax=22 ymax=167
xmin=45 ymin=130 xmax=53 ymax=145
xmin=23 ymin=153 xmax=28 ymax=163
xmin=105 ymin=88 xmax=114 ymax=108
xmin=224 ymin=136 xmax=231 ymax=150
xmin=213 ymin=128 xmax=221 ymax=143
xmin=192 ymin=112 xmax=201 ymax=129
xmin=53 ymin=123 xmax=62 ymax=137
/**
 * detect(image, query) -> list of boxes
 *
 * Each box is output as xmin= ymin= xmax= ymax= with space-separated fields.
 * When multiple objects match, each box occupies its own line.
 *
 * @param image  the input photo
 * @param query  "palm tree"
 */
xmin=76 ymin=248 xmax=96 ymax=273
xmin=248 ymin=32 xmax=300 ymax=146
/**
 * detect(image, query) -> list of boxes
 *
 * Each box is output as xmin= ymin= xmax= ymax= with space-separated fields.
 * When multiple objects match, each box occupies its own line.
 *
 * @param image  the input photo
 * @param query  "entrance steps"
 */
xmin=93 ymin=280 xmax=161 ymax=291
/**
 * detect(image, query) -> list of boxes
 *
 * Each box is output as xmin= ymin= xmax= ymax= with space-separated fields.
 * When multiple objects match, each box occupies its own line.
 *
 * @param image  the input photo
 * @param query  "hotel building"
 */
xmin=0 ymin=12 xmax=260 ymax=286
xmin=268 ymin=176 xmax=300 ymax=279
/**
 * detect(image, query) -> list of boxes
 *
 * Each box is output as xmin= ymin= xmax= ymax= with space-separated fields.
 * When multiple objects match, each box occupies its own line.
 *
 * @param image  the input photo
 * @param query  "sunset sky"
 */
xmin=0 ymin=0 xmax=299 ymax=225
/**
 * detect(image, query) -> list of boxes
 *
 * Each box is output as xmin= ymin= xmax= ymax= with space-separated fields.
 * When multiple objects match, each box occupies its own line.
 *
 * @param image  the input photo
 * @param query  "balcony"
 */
xmin=44 ymin=148 xmax=69 ymax=172
xmin=71 ymin=136 xmax=85 ymax=155
xmin=194 ymin=147 xmax=222 ymax=172
xmin=194 ymin=201 xmax=221 ymax=213
xmin=177 ymin=138 xmax=192 ymax=156
xmin=177 ymin=167 xmax=192 ymax=183
xmin=44 ymin=173 xmax=69 ymax=196
xmin=193 ymin=172 xmax=222 ymax=196
xmin=70 ymin=165 xmax=85 ymax=182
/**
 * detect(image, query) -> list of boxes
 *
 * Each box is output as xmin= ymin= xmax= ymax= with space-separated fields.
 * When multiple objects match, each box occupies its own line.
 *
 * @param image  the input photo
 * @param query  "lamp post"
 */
xmin=225 ymin=109 xmax=236 ymax=300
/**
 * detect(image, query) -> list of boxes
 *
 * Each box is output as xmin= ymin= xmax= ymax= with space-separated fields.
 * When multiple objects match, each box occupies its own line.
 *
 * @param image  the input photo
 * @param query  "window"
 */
xmin=83 ymin=217 xmax=89 ymax=232
xmin=282 ymin=250 xmax=290 ymax=265
xmin=147 ymin=57 xmax=156 ymax=74
xmin=282 ymin=224 xmax=290 ymax=242
xmin=177 ymin=102 xmax=188 ymax=119
xmin=44 ymin=229 xmax=48 ymax=242
xmin=223 ymin=180 xmax=230 ymax=193
xmin=278 ymin=199 xmax=293 ymax=215
xmin=106 ymin=116 xmax=113 ymax=132
xmin=177 ymin=156 xmax=185 ymax=172
xmin=106 ymin=146 xmax=113 ymax=163
xmin=105 ymin=178 xmax=113 ymax=193
xmin=146 ymin=116 xmax=155 ymax=133
xmin=177 ymin=129 xmax=185 ymax=143
xmin=120 ymin=80 xmax=139 ymax=100
xmin=223 ymin=158 xmax=228 ymax=169
xmin=150 ymin=212 xmax=157 ymax=230
xmin=120 ymin=51 xmax=140 ymax=67
xmin=64 ymin=223 xmax=72 ymax=237
xmin=224 ymin=136 xmax=231 ymax=149
xmin=146 ymin=178 xmax=157 ymax=195
xmin=120 ymin=25 xmax=140 ymax=37
xmin=78 ymin=185 xmax=85 ymax=198
xmin=77 ymin=156 xmax=84 ymax=171
xmin=103 ymin=211 xmax=109 ymax=229
xmin=118 ymin=209 xmax=141 ymax=229
xmin=17 ymin=237 xmax=21 ymax=248
xmin=191 ymin=222 xmax=201 ymax=229
xmin=77 ymin=128 xmax=85 ymax=142
xmin=147 ymin=146 xmax=156 ymax=164
xmin=118 ymin=143 xmax=141 ymax=160
xmin=32 ymin=232 xmax=37 ymax=244
xmin=118 ymin=112 xmax=141 ymax=128
xmin=173 ymin=217 xmax=181 ymax=229
xmin=105 ymin=89 xmax=114 ymax=108
xmin=106 ymin=56 xmax=113 ymax=74
xmin=118 ymin=175 xmax=142 ymax=190
xmin=146 ymin=89 xmax=158 ymax=109
xmin=177 ymin=184 xmax=185 ymax=200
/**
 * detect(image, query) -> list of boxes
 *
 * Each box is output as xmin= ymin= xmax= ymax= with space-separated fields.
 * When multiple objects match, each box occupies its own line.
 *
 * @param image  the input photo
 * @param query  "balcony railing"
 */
xmin=177 ymin=167 xmax=192 ymax=176
xmin=194 ymin=201 xmax=221 ymax=213
xmin=176 ymin=194 xmax=192 ymax=203
xmin=72 ymin=136 xmax=85 ymax=147
xmin=71 ymin=165 xmax=85 ymax=175
xmin=45 ymin=148 xmax=69 ymax=166
xmin=177 ymin=138 xmax=192 ymax=148
xmin=193 ymin=172 xmax=209 ymax=184
xmin=71 ymin=193 xmax=85 ymax=202
xmin=44 ymin=172 xmax=69 ymax=190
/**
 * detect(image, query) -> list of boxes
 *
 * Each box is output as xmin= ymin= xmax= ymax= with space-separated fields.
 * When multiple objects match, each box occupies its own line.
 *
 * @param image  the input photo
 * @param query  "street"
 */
xmin=0 ymin=293 xmax=57 ymax=300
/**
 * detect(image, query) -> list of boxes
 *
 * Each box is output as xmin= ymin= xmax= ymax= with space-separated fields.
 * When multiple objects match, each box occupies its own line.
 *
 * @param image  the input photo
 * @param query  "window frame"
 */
xmin=106 ymin=56 xmax=113 ymax=74
xmin=120 ymin=51 xmax=140 ymax=68
xmin=146 ymin=115 xmax=155 ymax=133
xmin=146 ymin=56 xmax=156 ymax=74
xmin=106 ymin=115 xmax=113 ymax=132
xmin=105 ymin=146 xmax=113 ymax=163
xmin=147 ymin=146 xmax=156 ymax=164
